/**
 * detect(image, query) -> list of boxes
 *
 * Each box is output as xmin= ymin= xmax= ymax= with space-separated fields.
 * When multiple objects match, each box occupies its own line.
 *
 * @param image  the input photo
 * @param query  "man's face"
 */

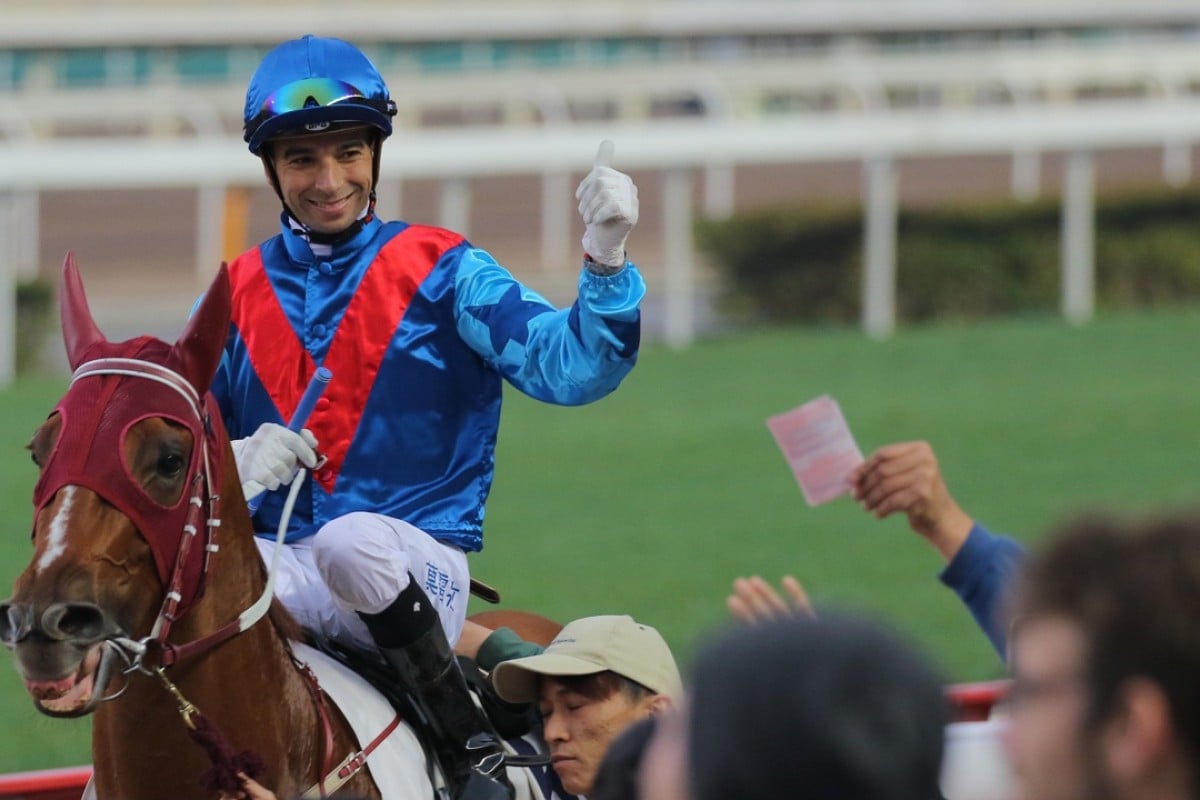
xmin=265 ymin=126 xmax=374 ymax=235
xmin=538 ymin=676 xmax=656 ymax=796
xmin=1005 ymin=615 xmax=1114 ymax=800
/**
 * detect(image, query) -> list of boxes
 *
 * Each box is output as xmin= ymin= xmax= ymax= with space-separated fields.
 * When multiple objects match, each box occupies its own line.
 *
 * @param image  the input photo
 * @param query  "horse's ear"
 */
xmin=61 ymin=252 xmax=108 ymax=370
xmin=173 ymin=265 xmax=231 ymax=395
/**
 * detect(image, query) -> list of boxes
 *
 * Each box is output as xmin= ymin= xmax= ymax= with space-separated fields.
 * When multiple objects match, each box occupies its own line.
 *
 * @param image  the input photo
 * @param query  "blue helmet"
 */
xmin=243 ymin=35 xmax=397 ymax=155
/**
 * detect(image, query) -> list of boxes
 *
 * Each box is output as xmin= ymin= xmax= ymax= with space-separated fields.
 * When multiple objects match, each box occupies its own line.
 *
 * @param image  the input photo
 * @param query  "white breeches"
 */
xmin=254 ymin=511 xmax=470 ymax=649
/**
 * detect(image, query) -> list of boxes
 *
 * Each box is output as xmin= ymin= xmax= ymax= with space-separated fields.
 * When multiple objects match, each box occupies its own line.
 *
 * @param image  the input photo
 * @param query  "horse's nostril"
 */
xmin=0 ymin=601 xmax=33 ymax=646
xmin=41 ymin=602 xmax=108 ymax=643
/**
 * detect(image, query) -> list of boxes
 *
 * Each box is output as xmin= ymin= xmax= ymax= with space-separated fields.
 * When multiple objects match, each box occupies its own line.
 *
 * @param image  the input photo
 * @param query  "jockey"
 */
xmin=213 ymin=34 xmax=645 ymax=800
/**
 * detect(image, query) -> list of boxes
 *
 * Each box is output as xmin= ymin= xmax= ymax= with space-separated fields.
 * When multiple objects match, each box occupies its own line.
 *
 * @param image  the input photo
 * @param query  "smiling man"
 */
xmin=214 ymin=34 xmax=646 ymax=800
xmin=490 ymin=615 xmax=680 ymax=797
xmin=1005 ymin=512 xmax=1200 ymax=800
xmin=267 ymin=127 xmax=377 ymax=234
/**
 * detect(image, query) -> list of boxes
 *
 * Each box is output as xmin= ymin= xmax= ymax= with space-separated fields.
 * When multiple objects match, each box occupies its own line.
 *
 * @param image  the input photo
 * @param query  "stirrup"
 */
xmin=465 ymin=732 xmax=549 ymax=769
xmin=447 ymin=736 xmax=514 ymax=800
xmin=467 ymin=733 xmax=507 ymax=778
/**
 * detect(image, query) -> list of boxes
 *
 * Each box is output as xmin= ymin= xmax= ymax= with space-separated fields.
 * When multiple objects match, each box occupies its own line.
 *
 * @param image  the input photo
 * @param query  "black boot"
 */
xmin=360 ymin=577 xmax=514 ymax=800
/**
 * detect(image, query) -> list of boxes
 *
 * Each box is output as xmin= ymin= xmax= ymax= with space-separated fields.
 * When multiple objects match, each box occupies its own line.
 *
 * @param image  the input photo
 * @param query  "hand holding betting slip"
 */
xmin=766 ymin=395 xmax=864 ymax=506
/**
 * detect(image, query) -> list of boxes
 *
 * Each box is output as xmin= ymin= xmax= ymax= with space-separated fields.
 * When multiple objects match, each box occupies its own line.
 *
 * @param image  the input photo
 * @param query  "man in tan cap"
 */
xmin=489 ymin=615 xmax=681 ymax=797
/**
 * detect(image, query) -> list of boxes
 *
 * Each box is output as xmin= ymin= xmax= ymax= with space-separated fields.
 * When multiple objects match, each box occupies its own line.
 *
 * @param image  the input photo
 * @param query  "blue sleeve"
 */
xmin=938 ymin=522 xmax=1027 ymax=658
xmin=454 ymin=248 xmax=645 ymax=405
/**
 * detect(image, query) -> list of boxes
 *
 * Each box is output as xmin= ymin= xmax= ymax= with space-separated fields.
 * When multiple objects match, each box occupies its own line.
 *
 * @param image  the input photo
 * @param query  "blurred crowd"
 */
xmin=220 ymin=438 xmax=1200 ymax=800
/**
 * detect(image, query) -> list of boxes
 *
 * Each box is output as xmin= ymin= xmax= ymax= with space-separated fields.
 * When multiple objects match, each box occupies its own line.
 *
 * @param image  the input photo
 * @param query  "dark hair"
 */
xmin=687 ymin=613 xmax=948 ymax=800
xmin=550 ymin=671 xmax=654 ymax=705
xmin=589 ymin=715 xmax=658 ymax=800
xmin=1013 ymin=510 xmax=1200 ymax=772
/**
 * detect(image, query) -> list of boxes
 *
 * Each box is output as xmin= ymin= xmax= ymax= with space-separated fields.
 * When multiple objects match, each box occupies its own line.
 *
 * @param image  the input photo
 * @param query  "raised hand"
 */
xmin=727 ymin=575 xmax=814 ymax=624
xmin=850 ymin=440 xmax=974 ymax=561
xmin=575 ymin=140 xmax=639 ymax=269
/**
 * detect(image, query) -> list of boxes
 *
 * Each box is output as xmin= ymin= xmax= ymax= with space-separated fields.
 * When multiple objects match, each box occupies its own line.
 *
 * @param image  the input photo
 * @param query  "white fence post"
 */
xmin=663 ymin=167 xmax=695 ymax=349
xmin=14 ymin=190 xmax=39 ymax=281
xmin=196 ymin=185 xmax=225 ymax=287
xmin=0 ymin=192 xmax=15 ymax=388
xmin=1011 ymin=148 xmax=1041 ymax=201
xmin=862 ymin=155 xmax=898 ymax=340
xmin=1061 ymin=149 xmax=1095 ymax=325
xmin=439 ymin=177 xmax=471 ymax=238
xmin=541 ymin=170 xmax=571 ymax=272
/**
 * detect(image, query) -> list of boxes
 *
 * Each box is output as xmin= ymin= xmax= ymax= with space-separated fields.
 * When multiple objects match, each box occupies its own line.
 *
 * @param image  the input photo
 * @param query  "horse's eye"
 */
xmin=28 ymin=447 xmax=39 ymax=468
xmin=156 ymin=453 xmax=185 ymax=479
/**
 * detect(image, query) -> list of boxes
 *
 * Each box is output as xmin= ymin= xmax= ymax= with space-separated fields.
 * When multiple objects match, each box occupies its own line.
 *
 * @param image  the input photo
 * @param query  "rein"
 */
xmin=70 ymin=357 xmax=397 ymax=797
xmin=64 ymin=358 xmax=302 ymax=791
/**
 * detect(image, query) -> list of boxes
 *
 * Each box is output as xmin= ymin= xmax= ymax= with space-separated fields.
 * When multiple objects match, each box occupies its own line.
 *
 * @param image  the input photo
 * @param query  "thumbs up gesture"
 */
xmin=575 ymin=140 xmax=639 ymax=271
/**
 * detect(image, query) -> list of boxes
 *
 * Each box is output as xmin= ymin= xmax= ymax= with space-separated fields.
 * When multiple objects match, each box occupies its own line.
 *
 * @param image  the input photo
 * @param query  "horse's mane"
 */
xmin=269 ymin=598 xmax=304 ymax=643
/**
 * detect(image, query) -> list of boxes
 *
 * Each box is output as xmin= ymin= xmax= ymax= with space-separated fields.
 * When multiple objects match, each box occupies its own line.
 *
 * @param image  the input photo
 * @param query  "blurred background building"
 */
xmin=3 ymin=0 xmax=1200 ymax=378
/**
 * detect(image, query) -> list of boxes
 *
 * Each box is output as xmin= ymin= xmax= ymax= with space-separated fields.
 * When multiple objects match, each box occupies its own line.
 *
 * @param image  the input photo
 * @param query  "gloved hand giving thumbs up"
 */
xmin=576 ymin=140 xmax=639 ymax=272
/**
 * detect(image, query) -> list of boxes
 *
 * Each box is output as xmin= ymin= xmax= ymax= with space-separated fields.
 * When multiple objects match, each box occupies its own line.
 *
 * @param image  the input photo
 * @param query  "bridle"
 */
xmin=52 ymin=356 xmax=287 ymax=709
xmin=71 ymin=357 xmax=223 ymax=654
xmin=67 ymin=359 xmax=223 ymax=671
xmin=30 ymin=353 xmax=393 ymax=796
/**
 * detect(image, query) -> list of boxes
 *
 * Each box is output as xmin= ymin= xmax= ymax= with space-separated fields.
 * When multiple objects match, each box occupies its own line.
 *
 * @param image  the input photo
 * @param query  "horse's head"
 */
xmin=1 ymin=253 xmax=232 ymax=717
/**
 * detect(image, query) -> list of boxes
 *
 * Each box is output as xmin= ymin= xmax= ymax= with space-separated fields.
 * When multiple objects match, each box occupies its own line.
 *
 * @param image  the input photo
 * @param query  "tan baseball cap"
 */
xmin=490 ymin=615 xmax=682 ymax=704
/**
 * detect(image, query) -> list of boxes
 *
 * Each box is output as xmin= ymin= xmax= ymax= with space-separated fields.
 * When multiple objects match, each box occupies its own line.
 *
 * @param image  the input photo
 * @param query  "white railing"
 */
xmin=5 ymin=0 xmax=1200 ymax=46
xmin=2 ymin=96 xmax=1199 ymax=387
xmin=7 ymin=37 xmax=1200 ymax=135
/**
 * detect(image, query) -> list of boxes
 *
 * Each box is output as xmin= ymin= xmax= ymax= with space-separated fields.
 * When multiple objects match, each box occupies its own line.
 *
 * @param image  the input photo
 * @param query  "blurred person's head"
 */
xmin=590 ymin=715 xmax=658 ymax=800
xmin=491 ymin=615 xmax=680 ymax=795
xmin=638 ymin=701 xmax=691 ymax=800
xmin=1006 ymin=511 xmax=1200 ymax=800
xmin=242 ymin=35 xmax=396 ymax=239
xmin=684 ymin=613 xmax=948 ymax=800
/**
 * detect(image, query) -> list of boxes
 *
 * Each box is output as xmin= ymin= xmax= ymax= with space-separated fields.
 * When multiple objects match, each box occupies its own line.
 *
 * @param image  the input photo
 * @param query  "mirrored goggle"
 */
xmin=258 ymin=77 xmax=368 ymax=118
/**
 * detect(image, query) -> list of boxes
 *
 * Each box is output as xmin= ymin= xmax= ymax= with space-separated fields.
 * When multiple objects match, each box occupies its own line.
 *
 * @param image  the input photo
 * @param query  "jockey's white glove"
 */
xmin=576 ymin=140 xmax=639 ymax=272
xmin=232 ymin=423 xmax=319 ymax=501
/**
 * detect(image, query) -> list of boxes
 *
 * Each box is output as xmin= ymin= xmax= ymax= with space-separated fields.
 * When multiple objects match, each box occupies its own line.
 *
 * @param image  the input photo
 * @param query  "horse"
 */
xmin=0 ymin=255 xmax=557 ymax=800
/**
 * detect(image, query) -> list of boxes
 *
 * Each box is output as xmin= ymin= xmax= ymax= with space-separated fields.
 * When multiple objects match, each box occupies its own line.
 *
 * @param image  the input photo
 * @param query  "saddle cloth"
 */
xmin=299 ymin=643 xmax=567 ymax=800
xmin=294 ymin=642 xmax=434 ymax=798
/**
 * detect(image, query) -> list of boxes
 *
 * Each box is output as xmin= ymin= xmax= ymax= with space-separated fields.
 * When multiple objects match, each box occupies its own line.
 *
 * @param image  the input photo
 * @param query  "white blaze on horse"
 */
xmin=0 ymin=256 xmax=556 ymax=800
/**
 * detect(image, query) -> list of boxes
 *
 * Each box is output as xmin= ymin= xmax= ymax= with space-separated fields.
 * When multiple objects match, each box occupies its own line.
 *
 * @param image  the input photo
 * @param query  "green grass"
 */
xmin=3 ymin=307 xmax=1200 ymax=772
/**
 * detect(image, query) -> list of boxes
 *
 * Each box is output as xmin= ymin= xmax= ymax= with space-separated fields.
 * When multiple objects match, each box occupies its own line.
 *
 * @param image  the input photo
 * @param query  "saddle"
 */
xmin=306 ymin=635 xmax=549 ymax=784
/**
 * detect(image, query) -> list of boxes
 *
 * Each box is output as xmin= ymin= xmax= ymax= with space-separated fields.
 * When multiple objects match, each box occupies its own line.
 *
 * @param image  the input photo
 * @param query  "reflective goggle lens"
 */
xmin=259 ymin=77 xmax=367 ymax=118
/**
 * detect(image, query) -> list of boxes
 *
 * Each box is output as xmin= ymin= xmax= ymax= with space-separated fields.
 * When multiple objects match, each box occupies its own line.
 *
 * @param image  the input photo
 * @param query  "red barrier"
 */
xmin=946 ymin=679 xmax=1010 ymax=722
xmin=0 ymin=681 xmax=1011 ymax=798
xmin=0 ymin=766 xmax=91 ymax=800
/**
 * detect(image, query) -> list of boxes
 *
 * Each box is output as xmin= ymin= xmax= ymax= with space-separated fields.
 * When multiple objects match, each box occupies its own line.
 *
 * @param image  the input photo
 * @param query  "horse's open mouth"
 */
xmin=25 ymin=643 xmax=106 ymax=717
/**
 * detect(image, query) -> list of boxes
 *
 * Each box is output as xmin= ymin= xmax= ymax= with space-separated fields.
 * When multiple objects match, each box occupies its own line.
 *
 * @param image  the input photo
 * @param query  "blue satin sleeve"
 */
xmin=453 ymin=247 xmax=645 ymax=405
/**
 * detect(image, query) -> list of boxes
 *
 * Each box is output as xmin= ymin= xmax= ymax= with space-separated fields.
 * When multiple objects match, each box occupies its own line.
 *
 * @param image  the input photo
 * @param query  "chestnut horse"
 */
xmin=1 ymin=256 xmax=560 ymax=800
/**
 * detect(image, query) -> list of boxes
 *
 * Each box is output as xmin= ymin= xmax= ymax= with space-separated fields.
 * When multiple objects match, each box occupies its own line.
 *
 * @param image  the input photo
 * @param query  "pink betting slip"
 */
xmin=767 ymin=395 xmax=864 ymax=506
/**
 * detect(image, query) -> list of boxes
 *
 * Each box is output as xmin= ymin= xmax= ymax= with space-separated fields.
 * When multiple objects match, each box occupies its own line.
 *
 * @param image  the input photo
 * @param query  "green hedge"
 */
xmin=696 ymin=188 xmax=1200 ymax=325
xmin=16 ymin=279 xmax=53 ymax=373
